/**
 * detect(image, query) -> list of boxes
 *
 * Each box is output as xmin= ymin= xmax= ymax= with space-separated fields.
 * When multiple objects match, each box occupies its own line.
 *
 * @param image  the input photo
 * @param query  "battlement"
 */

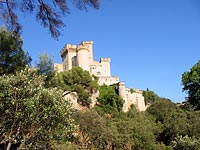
xmin=77 ymin=45 xmax=90 ymax=51
xmin=81 ymin=41 xmax=93 ymax=45
xmin=100 ymin=58 xmax=111 ymax=62
xmin=60 ymin=44 xmax=77 ymax=56
xmin=66 ymin=44 xmax=77 ymax=49
xmin=118 ymin=82 xmax=125 ymax=86
xmin=126 ymin=88 xmax=143 ymax=94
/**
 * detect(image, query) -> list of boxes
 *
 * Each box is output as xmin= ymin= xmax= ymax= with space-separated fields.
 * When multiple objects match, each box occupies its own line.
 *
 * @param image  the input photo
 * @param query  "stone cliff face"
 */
xmin=63 ymin=91 xmax=99 ymax=110
xmin=55 ymin=41 xmax=147 ymax=112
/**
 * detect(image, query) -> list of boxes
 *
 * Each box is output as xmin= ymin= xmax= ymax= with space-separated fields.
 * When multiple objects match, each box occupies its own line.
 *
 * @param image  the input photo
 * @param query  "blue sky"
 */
xmin=3 ymin=0 xmax=200 ymax=103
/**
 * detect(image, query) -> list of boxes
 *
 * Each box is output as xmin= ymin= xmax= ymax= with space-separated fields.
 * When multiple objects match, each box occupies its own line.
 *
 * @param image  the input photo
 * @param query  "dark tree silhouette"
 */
xmin=0 ymin=0 xmax=100 ymax=38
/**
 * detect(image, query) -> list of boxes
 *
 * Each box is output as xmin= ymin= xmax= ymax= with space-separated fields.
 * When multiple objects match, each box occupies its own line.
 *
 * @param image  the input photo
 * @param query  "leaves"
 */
xmin=0 ymin=67 xmax=75 ymax=149
xmin=182 ymin=60 xmax=200 ymax=109
xmin=56 ymin=67 xmax=98 ymax=107
xmin=0 ymin=27 xmax=32 ymax=75
xmin=95 ymin=84 xmax=124 ymax=114
xmin=0 ymin=0 xmax=100 ymax=38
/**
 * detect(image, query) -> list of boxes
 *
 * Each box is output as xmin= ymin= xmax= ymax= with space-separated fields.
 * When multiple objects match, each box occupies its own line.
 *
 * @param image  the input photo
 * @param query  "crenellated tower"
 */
xmin=76 ymin=44 xmax=90 ymax=71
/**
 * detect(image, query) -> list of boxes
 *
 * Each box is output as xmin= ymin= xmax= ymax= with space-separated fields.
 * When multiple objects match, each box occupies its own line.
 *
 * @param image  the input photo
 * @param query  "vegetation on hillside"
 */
xmin=1 ymin=27 xmax=200 ymax=149
xmin=94 ymin=84 xmax=124 ymax=114
xmin=0 ymin=67 xmax=75 ymax=150
xmin=56 ymin=67 xmax=98 ymax=107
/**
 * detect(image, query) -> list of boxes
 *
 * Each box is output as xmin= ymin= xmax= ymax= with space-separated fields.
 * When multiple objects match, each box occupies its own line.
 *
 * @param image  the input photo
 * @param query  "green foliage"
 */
xmin=147 ymin=99 xmax=188 ymax=145
xmin=0 ymin=27 xmax=32 ymax=75
xmin=73 ymin=110 xmax=110 ymax=149
xmin=0 ymin=67 xmax=75 ymax=149
xmin=182 ymin=60 xmax=200 ymax=110
xmin=72 ymin=109 xmax=166 ymax=150
xmin=185 ymin=111 xmax=200 ymax=139
xmin=107 ymin=112 xmax=165 ymax=150
xmin=95 ymin=84 xmax=124 ymax=114
xmin=143 ymin=88 xmax=160 ymax=104
xmin=56 ymin=67 xmax=98 ymax=107
xmin=35 ymin=52 xmax=56 ymax=88
xmin=170 ymin=135 xmax=200 ymax=150
xmin=36 ymin=52 xmax=54 ymax=75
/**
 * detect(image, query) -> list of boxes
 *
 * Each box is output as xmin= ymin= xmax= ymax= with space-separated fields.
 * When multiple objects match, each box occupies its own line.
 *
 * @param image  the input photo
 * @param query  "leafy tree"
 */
xmin=169 ymin=135 xmax=200 ymax=150
xmin=36 ymin=52 xmax=54 ymax=75
xmin=95 ymin=84 xmax=124 ymax=114
xmin=147 ymin=98 xmax=188 ymax=145
xmin=0 ymin=0 xmax=100 ymax=38
xmin=0 ymin=27 xmax=32 ymax=75
xmin=107 ymin=112 xmax=165 ymax=150
xmin=182 ymin=60 xmax=200 ymax=110
xmin=36 ymin=52 xmax=56 ymax=87
xmin=56 ymin=67 xmax=98 ymax=107
xmin=0 ymin=67 xmax=75 ymax=150
xmin=72 ymin=110 xmax=110 ymax=149
xmin=185 ymin=111 xmax=200 ymax=139
xmin=143 ymin=88 xmax=160 ymax=105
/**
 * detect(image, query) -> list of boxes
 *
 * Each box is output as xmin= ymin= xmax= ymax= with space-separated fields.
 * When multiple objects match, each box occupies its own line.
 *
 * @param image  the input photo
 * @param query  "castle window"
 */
xmin=97 ymin=71 xmax=101 ymax=75
xmin=72 ymin=56 xmax=77 ymax=66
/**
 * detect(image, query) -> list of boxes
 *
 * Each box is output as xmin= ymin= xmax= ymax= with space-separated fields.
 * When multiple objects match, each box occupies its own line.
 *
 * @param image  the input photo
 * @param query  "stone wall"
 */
xmin=118 ymin=82 xmax=146 ymax=112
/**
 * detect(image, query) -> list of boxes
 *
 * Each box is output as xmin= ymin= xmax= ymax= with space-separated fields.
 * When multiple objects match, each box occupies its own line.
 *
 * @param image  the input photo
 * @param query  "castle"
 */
xmin=54 ymin=41 xmax=146 ymax=111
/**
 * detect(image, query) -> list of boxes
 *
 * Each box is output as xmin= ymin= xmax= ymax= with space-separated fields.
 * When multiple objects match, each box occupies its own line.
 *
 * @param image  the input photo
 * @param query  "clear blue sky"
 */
xmin=4 ymin=0 xmax=200 ymax=103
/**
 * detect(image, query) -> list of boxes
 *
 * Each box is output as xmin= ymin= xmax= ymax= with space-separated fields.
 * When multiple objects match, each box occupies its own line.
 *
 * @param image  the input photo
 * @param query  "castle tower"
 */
xmin=76 ymin=44 xmax=90 ymax=71
xmin=82 ymin=41 xmax=93 ymax=64
xmin=118 ymin=82 xmax=126 ymax=98
xmin=118 ymin=82 xmax=128 ymax=112
xmin=61 ymin=44 xmax=77 ymax=71
xmin=99 ymin=58 xmax=111 ymax=77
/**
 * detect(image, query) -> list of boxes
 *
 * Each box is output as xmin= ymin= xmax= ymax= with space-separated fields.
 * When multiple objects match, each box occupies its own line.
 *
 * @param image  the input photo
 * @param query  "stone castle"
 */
xmin=54 ymin=41 xmax=146 ymax=111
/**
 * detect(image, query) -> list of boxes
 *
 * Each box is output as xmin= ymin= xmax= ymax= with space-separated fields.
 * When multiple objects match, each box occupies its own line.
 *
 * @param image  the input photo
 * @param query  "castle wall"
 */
xmin=98 ymin=76 xmax=119 ymax=85
xmin=118 ymin=82 xmax=146 ymax=112
xmin=90 ymin=58 xmax=111 ymax=78
xmin=125 ymin=88 xmax=146 ymax=111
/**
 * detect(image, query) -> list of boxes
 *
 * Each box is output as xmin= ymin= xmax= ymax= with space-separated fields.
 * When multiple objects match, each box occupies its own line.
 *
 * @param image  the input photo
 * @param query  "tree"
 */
xmin=56 ymin=67 xmax=98 ymax=107
xmin=36 ymin=52 xmax=54 ymax=75
xmin=170 ymin=135 xmax=200 ymax=150
xmin=107 ymin=112 xmax=165 ymax=150
xmin=0 ymin=67 xmax=75 ymax=150
xmin=182 ymin=60 xmax=200 ymax=110
xmin=36 ymin=53 xmax=55 ymax=87
xmin=0 ymin=0 xmax=100 ymax=38
xmin=185 ymin=111 xmax=200 ymax=139
xmin=72 ymin=110 xmax=110 ymax=149
xmin=35 ymin=52 xmax=56 ymax=88
xmin=95 ymin=84 xmax=124 ymax=114
xmin=143 ymin=88 xmax=160 ymax=105
xmin=147 ymin=98 xmax=188 ymax=145
xmin=0 ymin=27 xmax=32 ymax=75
